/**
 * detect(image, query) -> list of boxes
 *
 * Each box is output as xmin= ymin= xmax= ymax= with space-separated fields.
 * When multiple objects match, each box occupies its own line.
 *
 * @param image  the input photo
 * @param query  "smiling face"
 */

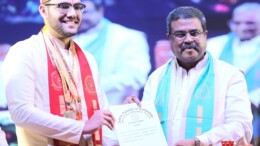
xmin=169 ymin=18 xmax=208 ymax=68
xmin=39 ymin=0 xmax=83 ymax=39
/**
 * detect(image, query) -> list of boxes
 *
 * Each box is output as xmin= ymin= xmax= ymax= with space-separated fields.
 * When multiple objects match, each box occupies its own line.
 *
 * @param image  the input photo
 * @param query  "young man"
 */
xmin=126 ymin=6 xmax=253 ymax=146
xmin=3 ymin=0 xmax=118 ymax=145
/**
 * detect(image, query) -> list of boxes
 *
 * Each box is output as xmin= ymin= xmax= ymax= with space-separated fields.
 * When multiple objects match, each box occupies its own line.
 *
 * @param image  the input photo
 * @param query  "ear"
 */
xmin=166 ymin=33 xmax=171 ymax=40
xmin=204 ymin=30 xmax=208 ymax=36
xmin=39 ymin=4 xmax=48 ymax=19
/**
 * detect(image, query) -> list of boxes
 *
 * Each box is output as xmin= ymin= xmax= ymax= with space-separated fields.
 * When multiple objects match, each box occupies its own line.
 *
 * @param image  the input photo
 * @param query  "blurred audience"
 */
xmin=0 ymin=127 xmax=8 ymax=146
xmin=0 ymin=43 xmax=16 ymax=146
xmin=207 ymin=2 xmax=260 ymax=145
xmin=0 ymin=44 xmax=11 ymax=109
xmin=0 ymin=0 xmax=42 ymax=23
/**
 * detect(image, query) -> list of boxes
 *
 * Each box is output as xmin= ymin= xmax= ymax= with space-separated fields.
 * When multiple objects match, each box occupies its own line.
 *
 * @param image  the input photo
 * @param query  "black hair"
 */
xmin=166 ymin=6 xmax=207 ymax=34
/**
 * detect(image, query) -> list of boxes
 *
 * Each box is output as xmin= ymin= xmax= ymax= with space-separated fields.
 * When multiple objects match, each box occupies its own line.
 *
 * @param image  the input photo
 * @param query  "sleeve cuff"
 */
xmin=197 ymin=135 xmax=209 ymax=146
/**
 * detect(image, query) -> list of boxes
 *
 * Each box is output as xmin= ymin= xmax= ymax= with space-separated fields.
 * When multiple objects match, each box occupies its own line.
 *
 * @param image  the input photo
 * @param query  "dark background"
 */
xmin=2 ymin=0 xmax=259 ymax=70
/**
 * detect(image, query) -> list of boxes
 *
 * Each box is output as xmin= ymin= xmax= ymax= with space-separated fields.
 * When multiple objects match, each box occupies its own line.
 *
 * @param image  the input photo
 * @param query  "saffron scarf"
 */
xmin=42 ymin=27 xmax=102 ymax=146
xmin=155 ymin=52 xmax=215 ymax=143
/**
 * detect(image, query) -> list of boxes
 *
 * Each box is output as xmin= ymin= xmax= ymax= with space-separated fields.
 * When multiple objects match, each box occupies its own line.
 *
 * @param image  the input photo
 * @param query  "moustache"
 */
xmin=63 ymin=17 xmax=80 ymax=22
xmin=180 ymin=43 xmax=199 ymax=52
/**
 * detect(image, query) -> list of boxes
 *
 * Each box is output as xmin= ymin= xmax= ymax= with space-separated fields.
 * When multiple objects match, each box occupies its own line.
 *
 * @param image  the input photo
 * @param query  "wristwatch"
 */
xmin=194 ymin=137 xmax=200 ymax=146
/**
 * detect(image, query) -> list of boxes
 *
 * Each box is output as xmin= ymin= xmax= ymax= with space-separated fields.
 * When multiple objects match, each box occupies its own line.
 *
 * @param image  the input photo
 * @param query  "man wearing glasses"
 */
xmin=3 ymin=0 xmax=118 ymax=145
xmin=126 ymin=6 xmax=253 ymax=146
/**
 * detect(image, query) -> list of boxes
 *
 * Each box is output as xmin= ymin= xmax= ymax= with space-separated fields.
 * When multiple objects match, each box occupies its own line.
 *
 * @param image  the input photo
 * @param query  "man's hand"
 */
xmin=83 ymin=110 xmax=115 ymax=134
xmin=123 ymin=96 xmax=141 ymax=107
xmin=174 ymin=138 xmax=195 ymax=146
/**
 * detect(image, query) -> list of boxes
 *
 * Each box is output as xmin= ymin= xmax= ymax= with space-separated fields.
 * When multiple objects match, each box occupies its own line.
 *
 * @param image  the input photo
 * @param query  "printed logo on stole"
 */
xmin=85 ymin=75 xmax=97 ymax=95
xmin=51 ymin=71 xmax=62 ymax=91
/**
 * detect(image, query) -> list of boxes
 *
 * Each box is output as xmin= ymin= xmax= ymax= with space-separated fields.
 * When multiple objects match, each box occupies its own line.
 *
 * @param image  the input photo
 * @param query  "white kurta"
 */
xmin=207 ymin=35 xmax=260 ymax=108
xmin=142 ymin=54 xmax=253 ymax=146
xmin=3 ymin=32 xmax=118 ymax=146
xmin=0 ymin=61 xmax=7 ymax=108
xmin=0 ymin=127 xmax=8 ymax=146
xmin=74 ymin=19 xmax=151 ymax=105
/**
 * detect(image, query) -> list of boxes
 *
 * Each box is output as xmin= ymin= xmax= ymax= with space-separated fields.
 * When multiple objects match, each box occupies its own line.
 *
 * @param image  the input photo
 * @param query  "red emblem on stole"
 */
xmin=85 ymin=76 xmax=97 ymax=95
xmin=51 ymin=71 xmax=62 ymax=91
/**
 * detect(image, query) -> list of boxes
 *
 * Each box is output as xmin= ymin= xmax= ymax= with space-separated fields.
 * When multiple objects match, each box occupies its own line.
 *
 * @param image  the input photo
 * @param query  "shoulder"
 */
xmin=7 ymin=34 xmax=41 ymax=60
xmin=148 ymin=60 xmax=171 ymax=82
xmin=213 ymin=58 xmax=244 ymax=78
xmin=3 ymin=33 xmax=44 ymax=74
xmin=214 ymin=58 xmax=238 ymax=70
xmin=11 ymin=34 xmax=39 ymax=50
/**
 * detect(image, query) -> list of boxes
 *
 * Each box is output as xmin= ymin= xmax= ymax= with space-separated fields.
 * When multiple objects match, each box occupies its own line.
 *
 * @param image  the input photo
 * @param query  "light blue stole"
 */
xmin=219 ymin=33 xmax=260 ymax=92
xmin=84 ymin=18 xmax=111 ymax=68
xmin=219 ymin=33 xmax=235 ymax=64
xmin=154 ymin=60 xmax=173 ymax=139
xmin=154 ymin=52 xmax=215 ymax=141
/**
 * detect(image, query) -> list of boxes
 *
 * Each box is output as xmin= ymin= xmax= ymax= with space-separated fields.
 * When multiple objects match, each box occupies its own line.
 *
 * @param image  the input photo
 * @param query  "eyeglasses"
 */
xmin=168 ymin=30 xmax=206 ymax=41
xmin=44 ymin=2 xmax=86 ymax=14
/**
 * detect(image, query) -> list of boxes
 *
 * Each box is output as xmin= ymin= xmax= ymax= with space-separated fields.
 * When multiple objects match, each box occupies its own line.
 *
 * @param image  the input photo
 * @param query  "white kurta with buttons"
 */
xmin=142 ymin=54 xmax=253 ymax=146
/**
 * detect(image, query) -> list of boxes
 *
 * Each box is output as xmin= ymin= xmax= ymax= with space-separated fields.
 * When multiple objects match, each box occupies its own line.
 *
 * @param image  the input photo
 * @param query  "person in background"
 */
xmin=0 ymin=44 xmax=10 ymax=146
xmin=0 ymin=44 xmax=15 ymax=146
xmin=207 ymin=2 xmax=260 ymax=145
xmin=3 ymin=0 xmax=118 ymax=145
xmin=125 ymin=6 xmax=253 ymax=146
xmin=0 ymin=43 xmax=11 ymax=109
xmin=74 ymin=0 xmax=151 ymax=105
xmin=0 ymin=127 xmax=8 ymax=146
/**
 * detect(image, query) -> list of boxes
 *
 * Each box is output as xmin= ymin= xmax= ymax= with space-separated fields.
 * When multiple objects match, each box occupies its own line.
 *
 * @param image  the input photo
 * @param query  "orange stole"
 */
xmin=46 ymin=40 xmax=102 ymax=146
